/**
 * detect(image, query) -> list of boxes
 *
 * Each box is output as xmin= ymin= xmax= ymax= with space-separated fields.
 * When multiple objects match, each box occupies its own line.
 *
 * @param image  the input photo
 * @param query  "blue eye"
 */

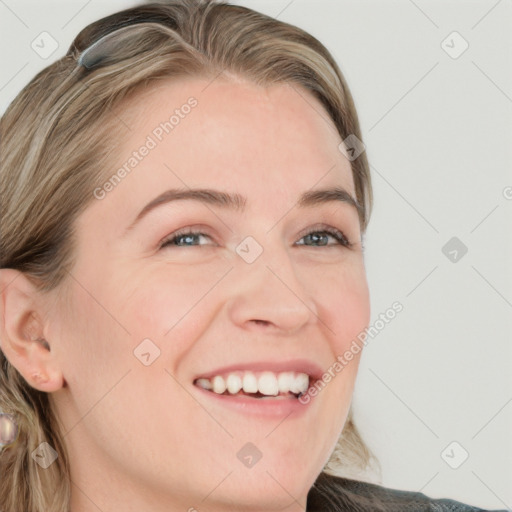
xmin=160 ymin=229 xmax=211 ymax=248
xmin=159 ymin=225 xmax=353 ymax=249
xmin=296 ymin=227 xmax=352 ymax=248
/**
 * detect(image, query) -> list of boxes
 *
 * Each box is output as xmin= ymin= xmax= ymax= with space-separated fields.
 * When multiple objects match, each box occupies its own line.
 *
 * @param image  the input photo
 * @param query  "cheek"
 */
xmin=308 ymin=259 xmax=368 ymax=413
xmin=312 ymin=259 xmax=370 ymax=350
xmin=119 ymin=264 xmax=227 ymax=335
xmin=60 ymin=301 xmax=126 ymax=384
xmin=111 ymin=263 xmax=231 ymax=377
xmin=116 ymin=254 xmax=369 ymax=359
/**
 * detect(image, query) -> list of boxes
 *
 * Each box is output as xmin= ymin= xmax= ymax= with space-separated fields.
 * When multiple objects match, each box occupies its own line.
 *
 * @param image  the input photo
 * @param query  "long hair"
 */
xmin=0 ymin=1 xmax=378 ymax=510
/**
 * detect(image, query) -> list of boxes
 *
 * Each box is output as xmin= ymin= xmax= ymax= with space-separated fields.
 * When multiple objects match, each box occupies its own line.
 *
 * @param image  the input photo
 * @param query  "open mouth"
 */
xmin=195 ymin=386 xmax=302 ymax=400
xmin=193 ymin=370 xmax=313 ymax=400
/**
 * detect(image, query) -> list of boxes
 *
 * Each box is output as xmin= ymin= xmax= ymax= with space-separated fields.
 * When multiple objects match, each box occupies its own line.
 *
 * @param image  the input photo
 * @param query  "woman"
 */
xmin=0 ymin=1 xmax=507 ymax=511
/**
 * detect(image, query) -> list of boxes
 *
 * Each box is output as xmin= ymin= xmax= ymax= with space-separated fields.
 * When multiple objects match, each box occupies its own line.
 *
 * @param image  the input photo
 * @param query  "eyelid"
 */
xmin=295 ymin=223 xmax=351 ymax=245
xmin=159 ymin=225 xmax=216 ymax=248
xmin=159 ymin=222 xmax=354 ymax=249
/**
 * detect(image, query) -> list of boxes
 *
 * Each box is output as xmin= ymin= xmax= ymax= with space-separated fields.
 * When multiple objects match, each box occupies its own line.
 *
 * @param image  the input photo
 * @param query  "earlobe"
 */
xmin=0 ymin=268 xmax=64 ymax=393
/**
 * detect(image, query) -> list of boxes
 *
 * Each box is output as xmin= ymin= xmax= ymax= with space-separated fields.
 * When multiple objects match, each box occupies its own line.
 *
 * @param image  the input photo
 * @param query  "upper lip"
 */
xmin=193 ymin=358 xmax=324 ymax=382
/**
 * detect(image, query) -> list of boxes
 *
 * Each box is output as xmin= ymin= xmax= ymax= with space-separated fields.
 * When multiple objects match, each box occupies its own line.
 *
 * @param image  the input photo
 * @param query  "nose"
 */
xmin=225 ymin=240 xmax=318 ymax=335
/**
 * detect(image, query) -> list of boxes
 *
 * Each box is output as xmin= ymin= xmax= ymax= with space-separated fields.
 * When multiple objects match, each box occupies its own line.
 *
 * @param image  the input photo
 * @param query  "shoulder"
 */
xmin=307 ymin=472 xmax=510 ymax=512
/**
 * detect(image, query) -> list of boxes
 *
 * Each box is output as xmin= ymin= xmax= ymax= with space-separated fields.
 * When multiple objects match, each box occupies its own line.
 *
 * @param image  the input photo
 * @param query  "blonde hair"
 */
xmin=0 ymin=1 xmax=378 ymax=510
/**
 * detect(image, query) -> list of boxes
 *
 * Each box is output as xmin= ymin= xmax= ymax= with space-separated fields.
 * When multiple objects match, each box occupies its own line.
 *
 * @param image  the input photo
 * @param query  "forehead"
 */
xmin=81 ymin=76 xmax=357 ymax=233
xmin=118 ymin=76 xmax=354 ymax=188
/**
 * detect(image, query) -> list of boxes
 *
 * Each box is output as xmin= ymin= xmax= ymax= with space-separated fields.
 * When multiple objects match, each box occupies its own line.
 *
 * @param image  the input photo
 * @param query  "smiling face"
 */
xmin=47 ymin=76 xmax=371 ymax=511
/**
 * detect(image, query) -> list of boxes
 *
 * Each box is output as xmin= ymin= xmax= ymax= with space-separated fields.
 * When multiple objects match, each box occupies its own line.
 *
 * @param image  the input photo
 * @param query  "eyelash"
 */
xmin=159 ymin=225 xmax=353 ymax=249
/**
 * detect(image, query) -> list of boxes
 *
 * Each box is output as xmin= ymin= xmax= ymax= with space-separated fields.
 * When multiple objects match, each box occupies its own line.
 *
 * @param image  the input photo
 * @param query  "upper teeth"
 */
xmin=195 ymin=371 xmax=310 ymax=397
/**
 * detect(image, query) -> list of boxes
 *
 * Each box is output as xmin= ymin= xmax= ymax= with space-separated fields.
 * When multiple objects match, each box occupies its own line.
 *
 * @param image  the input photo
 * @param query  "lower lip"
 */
xmin=193 ymin=384 xmax=317 ymax=418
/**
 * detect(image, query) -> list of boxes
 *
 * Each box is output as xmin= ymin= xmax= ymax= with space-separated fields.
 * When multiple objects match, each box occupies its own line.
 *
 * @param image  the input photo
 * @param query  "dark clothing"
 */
xmin=307 ymin=472 xmax=510 ymax=511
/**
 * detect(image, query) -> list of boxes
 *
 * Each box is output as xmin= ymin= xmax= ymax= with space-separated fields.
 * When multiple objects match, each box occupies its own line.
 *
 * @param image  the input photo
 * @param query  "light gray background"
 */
xmin=0 ymin=0 xmax=510 ymax=509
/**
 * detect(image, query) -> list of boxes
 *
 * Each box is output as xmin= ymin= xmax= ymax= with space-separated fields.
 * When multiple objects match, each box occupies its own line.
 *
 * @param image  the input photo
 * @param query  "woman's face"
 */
xmin=48 ymin=77 xmax=370 ymax=511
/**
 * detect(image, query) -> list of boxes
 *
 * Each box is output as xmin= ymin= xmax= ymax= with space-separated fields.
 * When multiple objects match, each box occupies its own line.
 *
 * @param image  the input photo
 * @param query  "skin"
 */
xmin=0 ymin=76 xmax=370 ymax=512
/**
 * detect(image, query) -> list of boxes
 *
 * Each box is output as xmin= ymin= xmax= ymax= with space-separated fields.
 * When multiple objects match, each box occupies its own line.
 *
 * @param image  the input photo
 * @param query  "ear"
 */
xmin=0 ymin=268 xmax=64 ymax=392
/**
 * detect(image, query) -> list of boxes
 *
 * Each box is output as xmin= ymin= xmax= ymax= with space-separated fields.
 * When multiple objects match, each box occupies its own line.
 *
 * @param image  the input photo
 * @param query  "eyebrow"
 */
xmin=124 ymin=186 xmax=363 ymax=234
